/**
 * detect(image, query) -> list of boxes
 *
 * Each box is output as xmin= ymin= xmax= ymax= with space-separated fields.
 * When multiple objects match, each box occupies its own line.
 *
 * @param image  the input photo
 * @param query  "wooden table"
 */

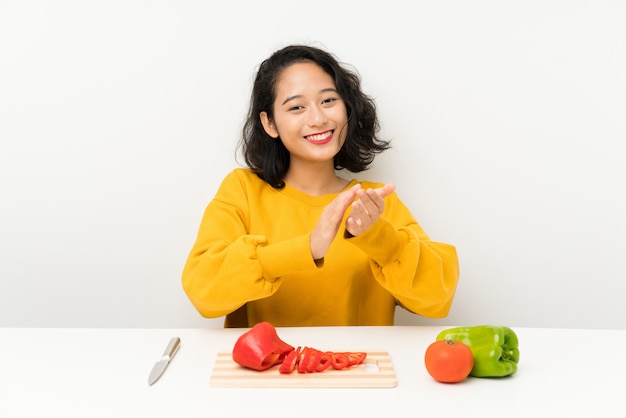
xmin=1 ymin=326 xmax=624 ymax=417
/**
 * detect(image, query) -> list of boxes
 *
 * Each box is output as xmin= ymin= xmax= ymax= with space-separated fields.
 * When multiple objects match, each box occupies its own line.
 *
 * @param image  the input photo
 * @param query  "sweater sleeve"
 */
xmin=181 ymin=171 xmax=318 ymax=318
xmin=345 ymin=192 xmax=460 ymax=318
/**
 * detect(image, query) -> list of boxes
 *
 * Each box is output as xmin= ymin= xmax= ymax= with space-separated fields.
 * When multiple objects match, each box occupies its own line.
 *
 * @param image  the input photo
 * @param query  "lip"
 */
xmin=304 ymin=130 xmax=333 ymax=145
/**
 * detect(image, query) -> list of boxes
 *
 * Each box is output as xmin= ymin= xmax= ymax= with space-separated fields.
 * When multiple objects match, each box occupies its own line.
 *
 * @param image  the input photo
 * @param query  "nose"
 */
xmin=307 ymin=104 xmax=327 ymax=127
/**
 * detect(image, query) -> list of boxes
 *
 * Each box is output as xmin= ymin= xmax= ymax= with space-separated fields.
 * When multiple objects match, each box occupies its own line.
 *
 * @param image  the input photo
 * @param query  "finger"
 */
xmin=374 ymin=183 xmax=396 ymax=199
xmin=323 ymin=186 xmax=357 ymax=226
xmin=364 ymin=184 xmax=395 ymax=216
xmin=335 ymin=184 xmax=361 ymax=213
xmin=366 ymin=188 xmax=385 ymax=211
xmin=350 ymin=198 xmax=369 ymax=221
xmin=357 ymin=188 xmax=383 ymax=217
xmin=352 ymin=189 xmax=369 ymax=216
xmin=346 ymin=216 xmax=361 ymax=236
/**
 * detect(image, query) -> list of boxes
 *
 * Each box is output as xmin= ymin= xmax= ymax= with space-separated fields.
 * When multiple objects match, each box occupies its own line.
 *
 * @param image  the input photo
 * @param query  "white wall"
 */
xmin=1 ymin=0 xmax=624 ymax=329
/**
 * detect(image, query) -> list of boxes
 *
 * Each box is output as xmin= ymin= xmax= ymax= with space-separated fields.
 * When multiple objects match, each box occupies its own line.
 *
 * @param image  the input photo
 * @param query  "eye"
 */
xmin=321 ymin=96 xmax=342 ymax=107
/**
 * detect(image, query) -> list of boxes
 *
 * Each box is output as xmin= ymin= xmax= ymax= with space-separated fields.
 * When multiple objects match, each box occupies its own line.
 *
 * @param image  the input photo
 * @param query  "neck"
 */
xmin=284 ymin=163 xmax=348 ymax=196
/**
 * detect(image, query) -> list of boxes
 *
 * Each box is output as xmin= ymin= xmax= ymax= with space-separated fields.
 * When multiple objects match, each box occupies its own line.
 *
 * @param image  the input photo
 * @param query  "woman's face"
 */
xmin=260 ymin=62 xmax=348 ymax=167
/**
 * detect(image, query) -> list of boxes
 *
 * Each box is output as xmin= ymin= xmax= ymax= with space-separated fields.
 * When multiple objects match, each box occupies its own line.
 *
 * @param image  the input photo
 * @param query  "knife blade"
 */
xmin=148 ymin=337 xmax=181 ymax=385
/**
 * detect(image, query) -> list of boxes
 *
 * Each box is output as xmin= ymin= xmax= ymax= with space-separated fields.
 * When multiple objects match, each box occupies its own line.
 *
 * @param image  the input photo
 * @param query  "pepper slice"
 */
xmin=279 ymin=346 xmax=302 ymax=374
xmin=232 ymin=322 xmax=295 ymax=371
xmin=436 ymin=325 xmax=520 ymax=377
xmin=297 ymin=347 xmax=312 ymax=373
xmin=331 ymin=352 xmax=350 ymax=370
xmin=306 ymin=349 xmax=324 ymax=373
xmin=341 ymin=351 xmax=367 ymax=366
xmin=315 ymin=352 xmax=332 ymax=372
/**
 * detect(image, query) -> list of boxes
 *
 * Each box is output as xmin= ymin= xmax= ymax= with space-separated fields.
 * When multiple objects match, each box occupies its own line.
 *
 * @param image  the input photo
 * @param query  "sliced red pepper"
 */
xmin=306 ymin=348 xmax=323 ymax=373
xmin=297 ymin=347 xmax=311 ymax=374
xmin=315 ymin=351 xmax=332 ymax=372
xmin=231 ymin=322 xmax=368 ymax=374
xmin=331 ymin=352 xmax=350 ymax=370
xmin=346 ymin=352 xmax=367 ymax=366
xmin=329 ymin=351 xmax=367 ymax=367
xmin=279 ymin=346 xmax=301 ymax=374
xmin=232 ymin=322 xmax=295 ymax=371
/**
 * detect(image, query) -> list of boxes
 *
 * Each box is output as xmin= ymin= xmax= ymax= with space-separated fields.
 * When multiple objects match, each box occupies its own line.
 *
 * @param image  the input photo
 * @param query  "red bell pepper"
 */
xmin=232 ymin=322 xmax=295 ymax=371
xmin=297 ymin=347 xmax=312 ymax=373
xmin=345 ymin=352 xmax=367 ymax=366
xmin=331 ymin=352 xmax=350 ymax=370
xmin=306 ymin=349 xmax=322 ymax=373
xmin=315 ymin=352 xmax=333 ymax=372
xmin=231 ymin=322 xmax=367 ymax=374
xmin=279 ymin=346 xmax=302 ymax=374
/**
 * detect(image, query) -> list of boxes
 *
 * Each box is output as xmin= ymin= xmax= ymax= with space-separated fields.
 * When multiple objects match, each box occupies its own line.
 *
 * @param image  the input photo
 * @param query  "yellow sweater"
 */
xmin=182 ymin=168 xmax=459 ymax=327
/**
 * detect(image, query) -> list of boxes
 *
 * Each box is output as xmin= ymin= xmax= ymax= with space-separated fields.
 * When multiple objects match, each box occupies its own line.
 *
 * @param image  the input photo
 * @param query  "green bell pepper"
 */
xmin=436 ymin=325 xmax=520 ymax=377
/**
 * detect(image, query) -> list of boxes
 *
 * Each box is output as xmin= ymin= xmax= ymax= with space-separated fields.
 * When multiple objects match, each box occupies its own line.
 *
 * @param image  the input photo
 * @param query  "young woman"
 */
xmin=182 ymin=45 xmax=459 ymax=327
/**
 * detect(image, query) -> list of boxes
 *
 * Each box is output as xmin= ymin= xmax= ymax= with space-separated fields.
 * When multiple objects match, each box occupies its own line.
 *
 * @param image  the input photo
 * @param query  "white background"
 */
xmin=1 ymin=0 xmax=624 ymax=329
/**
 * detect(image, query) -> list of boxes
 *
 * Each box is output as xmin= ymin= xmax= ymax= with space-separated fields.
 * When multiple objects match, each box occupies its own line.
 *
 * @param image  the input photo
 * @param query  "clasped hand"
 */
xmin=310 ymin=183 xmax=396 ymax=261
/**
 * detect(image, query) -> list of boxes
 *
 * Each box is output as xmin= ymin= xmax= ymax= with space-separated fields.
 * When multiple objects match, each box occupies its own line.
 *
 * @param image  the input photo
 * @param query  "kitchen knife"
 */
xmin=148 ymin=337 xmax=181 ymax=385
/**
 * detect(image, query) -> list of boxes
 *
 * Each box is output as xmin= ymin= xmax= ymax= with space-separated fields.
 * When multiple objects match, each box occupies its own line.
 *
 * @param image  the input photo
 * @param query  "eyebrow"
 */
xmin=281 ymin=88 xmax=338 ymax=106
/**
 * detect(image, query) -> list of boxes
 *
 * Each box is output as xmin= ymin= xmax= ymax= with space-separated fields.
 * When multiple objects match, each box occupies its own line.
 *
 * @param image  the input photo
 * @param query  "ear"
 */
xmin=260 ymin=111 xmax=279 ymax=138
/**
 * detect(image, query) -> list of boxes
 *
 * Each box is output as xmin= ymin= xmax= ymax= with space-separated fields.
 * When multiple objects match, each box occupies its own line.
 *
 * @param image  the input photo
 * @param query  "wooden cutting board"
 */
xmin=210 ymin=350 xmax=397 ymax=388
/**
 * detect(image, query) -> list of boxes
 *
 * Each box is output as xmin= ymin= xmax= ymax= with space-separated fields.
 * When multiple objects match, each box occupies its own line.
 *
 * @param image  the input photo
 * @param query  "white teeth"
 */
xmin=306 ymin=132 xmax=331 ymax=141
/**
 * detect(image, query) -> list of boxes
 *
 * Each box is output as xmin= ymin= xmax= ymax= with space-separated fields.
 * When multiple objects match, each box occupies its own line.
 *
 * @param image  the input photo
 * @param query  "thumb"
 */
xmin=375 ymin=183 xmax=396 ymax=198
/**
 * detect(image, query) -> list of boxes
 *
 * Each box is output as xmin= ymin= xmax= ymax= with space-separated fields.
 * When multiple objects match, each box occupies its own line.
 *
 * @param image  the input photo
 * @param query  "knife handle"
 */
xmin=162 ymin=337 xmax=181 ymax=359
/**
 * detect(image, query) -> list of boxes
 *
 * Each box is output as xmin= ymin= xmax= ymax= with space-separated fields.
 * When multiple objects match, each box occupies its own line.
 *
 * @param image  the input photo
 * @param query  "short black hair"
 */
xmin=238 ymin=44 xmax=390 ymax=189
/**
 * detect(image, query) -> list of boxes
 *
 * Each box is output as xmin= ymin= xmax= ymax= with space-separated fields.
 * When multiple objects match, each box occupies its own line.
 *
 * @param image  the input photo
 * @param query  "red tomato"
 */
xmin=424 ymin=339 xmax=474 ymax=383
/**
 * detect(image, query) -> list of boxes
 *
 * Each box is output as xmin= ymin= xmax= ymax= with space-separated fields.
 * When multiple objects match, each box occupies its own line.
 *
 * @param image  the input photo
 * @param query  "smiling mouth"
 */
xmin=305 ymin=131 xmax=333 ymax=143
